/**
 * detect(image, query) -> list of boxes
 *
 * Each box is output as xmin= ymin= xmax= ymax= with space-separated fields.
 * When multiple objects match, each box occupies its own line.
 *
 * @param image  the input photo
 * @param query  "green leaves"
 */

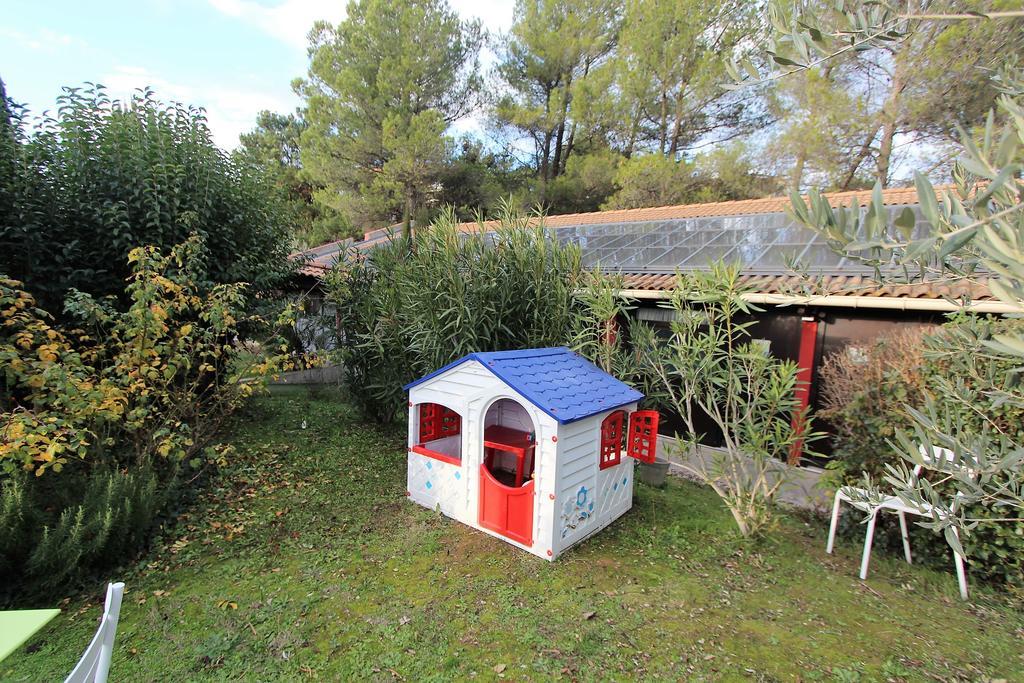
xmin=937 ymin=226 xmax=979 ymax=260
xmin=2 ymin=235 xmax=298 ymax=480
xmin=326 ymin=205 xmax=586 ymax=422
xmin=0 ymin=83 xmax=293 ymax=315
xmin=894 ymin=206 xmax=917 ymax=238
xmin=297 ymin=0 xmax=483 ymax=228
xmin=633 ymin=260 xmax=818 ymax=538
xmin=913 ymin=172 xmax=941 ymax=227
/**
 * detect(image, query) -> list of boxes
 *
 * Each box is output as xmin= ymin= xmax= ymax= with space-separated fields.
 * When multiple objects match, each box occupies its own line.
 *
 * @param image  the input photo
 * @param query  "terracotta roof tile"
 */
xmin=617 ymin=272 xmax=994 ymax=301
xmin=453 ymin=185 xmax=934 ymax=233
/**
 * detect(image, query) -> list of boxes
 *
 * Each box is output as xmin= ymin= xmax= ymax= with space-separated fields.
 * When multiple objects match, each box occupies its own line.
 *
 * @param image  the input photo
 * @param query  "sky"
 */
xmin=1 ymin=0 xmax=515 ymax=149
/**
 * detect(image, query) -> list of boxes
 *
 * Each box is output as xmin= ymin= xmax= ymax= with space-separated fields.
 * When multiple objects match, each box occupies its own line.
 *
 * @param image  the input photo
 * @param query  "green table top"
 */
xmin=0 ymin=609 xmax=60 ymax=662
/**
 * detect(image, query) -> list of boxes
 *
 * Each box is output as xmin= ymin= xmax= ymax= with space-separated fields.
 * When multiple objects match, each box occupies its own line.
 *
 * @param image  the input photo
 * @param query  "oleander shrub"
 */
xmin=820 ymin=317 xmax=1024 ymax=589
xmin=326 ymin=205 xmax=589 ymax=422
xmin=632 ymin=263 xmax=818 ymax=538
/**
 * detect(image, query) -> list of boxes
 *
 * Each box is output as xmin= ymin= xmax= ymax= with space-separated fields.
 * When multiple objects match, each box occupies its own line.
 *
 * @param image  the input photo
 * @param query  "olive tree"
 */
xmin=733 ymin=2 xmax=1024 ymax=552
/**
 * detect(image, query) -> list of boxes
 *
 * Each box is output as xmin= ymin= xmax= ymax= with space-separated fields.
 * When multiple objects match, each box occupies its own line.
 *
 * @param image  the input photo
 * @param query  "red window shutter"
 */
xmin=626 ymin=410 xmax=659 ymax=463
xmin=419 ymin=403 xmax=460 ymax=443
xmin=439 ymin=406 xmax=461 ymax=437
xmin=599 ymin=411 xmax=625 ymax=469
xmin=419 ymin=403 xmax=439 ymax=442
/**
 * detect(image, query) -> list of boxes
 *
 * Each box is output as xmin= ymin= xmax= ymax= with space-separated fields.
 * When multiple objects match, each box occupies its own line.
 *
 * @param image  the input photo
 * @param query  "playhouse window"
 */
xmin=599 ymin=411 xmax=626 ymax=469
xmin=412 ymin=403 xmax=462 ymax=465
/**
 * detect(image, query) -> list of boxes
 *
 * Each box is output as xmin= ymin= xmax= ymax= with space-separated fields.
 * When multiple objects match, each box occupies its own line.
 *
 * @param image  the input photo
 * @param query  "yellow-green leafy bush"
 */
xmin=1 ymin=237 xmax=295 ymax=596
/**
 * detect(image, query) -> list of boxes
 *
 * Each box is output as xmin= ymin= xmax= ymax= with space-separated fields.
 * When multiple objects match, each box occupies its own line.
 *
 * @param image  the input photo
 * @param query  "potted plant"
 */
xmin=637 ymin=453 xmax=670 ymax=487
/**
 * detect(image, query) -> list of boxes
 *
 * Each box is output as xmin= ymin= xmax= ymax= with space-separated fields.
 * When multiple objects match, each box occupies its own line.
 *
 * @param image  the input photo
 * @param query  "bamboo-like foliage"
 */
xmin=327 ymin=204 xmax=589 ymax=422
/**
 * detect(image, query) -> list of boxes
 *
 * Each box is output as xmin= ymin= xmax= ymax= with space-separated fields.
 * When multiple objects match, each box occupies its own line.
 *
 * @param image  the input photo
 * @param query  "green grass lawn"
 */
xmin=5 ymin=387 xmax=1023 ymax=682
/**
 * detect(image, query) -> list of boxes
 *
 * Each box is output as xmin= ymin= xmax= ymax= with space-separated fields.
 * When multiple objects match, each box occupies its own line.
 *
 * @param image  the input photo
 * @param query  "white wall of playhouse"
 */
xmin=405 ymin=350 xmax=652 ymax=560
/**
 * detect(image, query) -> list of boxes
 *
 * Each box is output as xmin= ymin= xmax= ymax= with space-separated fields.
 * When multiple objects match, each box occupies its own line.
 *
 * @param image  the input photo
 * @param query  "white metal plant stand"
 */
xmin=826 ymin=446 xmax=972 ymax=600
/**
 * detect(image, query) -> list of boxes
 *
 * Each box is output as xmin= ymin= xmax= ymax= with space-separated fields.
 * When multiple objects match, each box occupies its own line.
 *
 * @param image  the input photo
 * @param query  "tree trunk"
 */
xmin=876 ymin=117 xmax=897 ymax=187
xmin=539 ymin=129 xmax=553 ymax=203
xmin=843 ymin=67 xmax=905 ymax=190
xmin=839 ymin=121 xmax=881 ymax=191
xmin=562 ymin=121 xmax=576 ymax=176
xmin=537 ymin=82 xmax=556 ymax=202
xmin=875 ymin=66 xmax=906 ymax=188
xmin=624 ymin=109 xmax=640 ymax=159
xmin=402 ymin=189 xmax=413 ymax=241
xmin=658 ymin=88 xmax=669 ymax=155
xmin=551 ymin=119 xmax=566 ymax=181
xmin=791 ymin=151 xmax=806 ymax=189
xmin=560 ymin=58 xmax=590 ymax=176
xmin=551 ymin=72 xmax=573 ymax=180
xmin=668 ymin=88 xmax=688 ymax=157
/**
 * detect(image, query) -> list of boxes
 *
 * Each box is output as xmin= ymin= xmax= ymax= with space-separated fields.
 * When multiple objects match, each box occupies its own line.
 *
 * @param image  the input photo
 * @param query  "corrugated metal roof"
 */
xmin=292 ymin=185 xmax=988 ymax=304
xmin=404 ymin=347 xmax=643 ymax=425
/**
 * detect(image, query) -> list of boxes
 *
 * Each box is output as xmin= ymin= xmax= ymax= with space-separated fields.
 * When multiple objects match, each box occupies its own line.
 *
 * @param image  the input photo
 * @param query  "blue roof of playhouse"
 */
xmin=403 ymin=347 xmax=644 ymax=425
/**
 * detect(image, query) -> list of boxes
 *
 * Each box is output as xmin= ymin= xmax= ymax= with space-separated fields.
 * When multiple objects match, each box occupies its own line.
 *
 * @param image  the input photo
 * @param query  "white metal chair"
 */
xmin=65 ymin=582 xmax=124 ymax=683
xmin=826 ymin=447 xmax=971 ymax=600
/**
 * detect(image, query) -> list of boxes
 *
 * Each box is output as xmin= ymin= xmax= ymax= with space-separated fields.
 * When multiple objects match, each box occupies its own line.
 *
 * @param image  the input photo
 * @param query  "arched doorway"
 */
xmin=478 ymin=398 xmax=536 ymax=546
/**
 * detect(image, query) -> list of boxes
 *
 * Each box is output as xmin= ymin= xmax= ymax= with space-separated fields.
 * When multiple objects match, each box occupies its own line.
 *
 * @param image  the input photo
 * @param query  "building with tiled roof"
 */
xmin=293 ymin=185 xmax=1004 ymax=312
xmin=291 ymin=184 xmax=1009 ymax=461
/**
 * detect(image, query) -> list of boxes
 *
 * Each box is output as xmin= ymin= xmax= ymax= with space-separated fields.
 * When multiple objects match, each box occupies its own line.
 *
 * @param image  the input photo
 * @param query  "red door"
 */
xmin=478 ymin=465 xmax=534 ymax=546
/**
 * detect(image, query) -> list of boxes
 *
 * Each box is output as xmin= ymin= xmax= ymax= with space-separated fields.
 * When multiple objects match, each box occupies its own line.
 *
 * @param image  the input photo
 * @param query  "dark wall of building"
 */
xmin=807 ymin=307 xmax=942 ymax=461
xmin=631 ymin=300 xmax=944 ymax=463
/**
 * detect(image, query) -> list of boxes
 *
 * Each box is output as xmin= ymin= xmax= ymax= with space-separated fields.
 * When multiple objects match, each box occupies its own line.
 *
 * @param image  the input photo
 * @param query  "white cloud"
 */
xmin=0 ymin=27 xmax=82 ymax=52
xmin=102 ymin=1 xmax=517 ymax=149
xmin=101 ymin=66 xmax=293 ymax=149
xmin=206 ymin=0 xmax=345 ymax=49
xmin=448 ymin=0 xmax=515 ymax=36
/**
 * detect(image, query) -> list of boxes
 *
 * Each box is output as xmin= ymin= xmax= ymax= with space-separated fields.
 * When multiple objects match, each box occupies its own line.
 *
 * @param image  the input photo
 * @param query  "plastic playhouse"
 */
xmin=404 ymin=347 xmax=659 ymax=560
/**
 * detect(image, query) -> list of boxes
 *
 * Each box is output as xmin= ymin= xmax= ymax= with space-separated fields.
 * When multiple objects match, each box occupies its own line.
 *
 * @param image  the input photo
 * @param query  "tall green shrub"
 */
xmin=327 ymin=206 xmax=587 ymax=422
xmin=0 ymin=83 xmax=292 ymax=313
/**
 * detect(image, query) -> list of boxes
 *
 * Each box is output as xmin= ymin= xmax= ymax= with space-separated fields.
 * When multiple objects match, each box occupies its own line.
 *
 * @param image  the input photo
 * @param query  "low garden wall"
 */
xmin=656 ymin=434 xmax=831 ymax=513
xmin=269 ymin=364 xmax=344 ymax=386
